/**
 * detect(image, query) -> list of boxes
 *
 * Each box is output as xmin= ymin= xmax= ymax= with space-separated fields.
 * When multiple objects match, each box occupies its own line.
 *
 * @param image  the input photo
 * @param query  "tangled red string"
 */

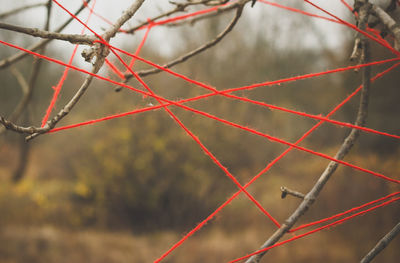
xmin=1 ymin=0 xmax=399 ymax=262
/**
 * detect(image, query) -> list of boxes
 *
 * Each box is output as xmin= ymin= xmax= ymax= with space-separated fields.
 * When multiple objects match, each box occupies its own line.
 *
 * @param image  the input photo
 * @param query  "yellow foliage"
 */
xmin=33 ymin=192 xmax=48 ymax=208
xmin=74 ymin=182 xmax=91 ymax=198
xmin=13 ymin=179 xmax=34 ymax=196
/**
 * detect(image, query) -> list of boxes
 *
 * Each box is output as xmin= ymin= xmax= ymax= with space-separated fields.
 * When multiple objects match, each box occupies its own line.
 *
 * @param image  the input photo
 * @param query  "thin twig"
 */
xmin=165 ymin=1 xmax=238 ymax=27
xmin=0 ymin=2 xmax=46 ymax=19
xmin=245 ymin=4 xmax=372 ymax=262
xmin=124 ymin=0 xmax=234 ymax=33
xmin=122 ymin=1 xmax=245 ymax=87
xmin=280 ymin=186 xmax=305 ymax=199
xmin=360 ymin=221 xmax=400 ymax=263
xmin=0 ymin=0 xmax=92 ymax=70
xmin=0 ymin=22 xmax=96 ymax=45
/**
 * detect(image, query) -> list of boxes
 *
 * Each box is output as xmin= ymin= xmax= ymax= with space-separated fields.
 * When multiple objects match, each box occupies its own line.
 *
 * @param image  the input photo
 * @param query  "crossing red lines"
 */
xmin=1 ymin=0 xmax=399 ymax=262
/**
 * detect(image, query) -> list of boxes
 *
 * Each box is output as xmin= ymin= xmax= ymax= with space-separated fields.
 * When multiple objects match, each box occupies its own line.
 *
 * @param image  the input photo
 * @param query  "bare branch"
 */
xmin=0 ymin=22 xmax=96 ymax=45
xmin=0 ymin=2 xmax=46 ymax=19
xmin=166 ymin=3 xmax=237 ymax=27
xmin=370 ymin=4 xmax=400 ymax=50
xmin=0 ymin=0 xmax=92 ymax=70
xmin=360 ymin=221 xmax=400 ymax=263
xmin=245 ymin=5 xmax=372 ymax=262
xmin=126 ymin=0 xmax=238 ymax=32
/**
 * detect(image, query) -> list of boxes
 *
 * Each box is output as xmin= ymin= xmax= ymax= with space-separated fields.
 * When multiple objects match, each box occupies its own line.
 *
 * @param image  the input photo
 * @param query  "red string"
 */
xmin=339 ymin=0 xmax=354 ymax=12
xmin=52 ymin=0 xmax=102 ymax=39
xmin=2 ymin=38 xmax=398 ymax=185
xmin=229 ymin=196 xmax=400 ymax=263
xmin=53 ymin=0 xmax=281 ymax=228
xmin=165 ymin=98 xmax=400 ymax=184
xmin=126 ymin=21 xmax=153 ymax=72
xmin=34 ymin=0 xmax=400 ymax=141
xmin=2 ymin=38 xmax=399 ymax=184
xmin=107 ymin=46 xmax=282 ymax=228
xmin=107 ymin=44 xmax=400 ymax=140
xmin=50 ymin=1 xmax=400 ymax=237
xmin=303 ymin=0 xmax=400 ymax=55
xmin=150 ymin=3 xmax=229 ymax=27
xmin=153 ymin=62 xmax=400 ymax=262
xmin=82 ymin=0 xmax=127 ymax=33
xmin=41 ymin=0 xmax=97 ymax=127
xmin=3 ymin=1 xmax=399 ymax=260
xmin=49 ymin=56 xmax=400 ymax=142
xmin=105 ymin=58 xmax=126 ymax=79
xmin=290 ymin=191 xmax=400 ymax=233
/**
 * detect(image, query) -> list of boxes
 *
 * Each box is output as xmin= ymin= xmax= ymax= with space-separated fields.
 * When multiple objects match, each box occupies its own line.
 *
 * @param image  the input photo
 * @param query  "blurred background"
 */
xmin=0 ymin=0 xmax=399 ymax=262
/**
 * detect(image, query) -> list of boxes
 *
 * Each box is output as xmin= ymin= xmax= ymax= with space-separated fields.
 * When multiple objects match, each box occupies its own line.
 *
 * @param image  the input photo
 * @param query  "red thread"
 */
xmin=153 ymin=63 xmax=400 ymax=262
xmin=340 ymin=0 xmax=354 ymax=12
xmin=106 ymin=43 xmax=400 ymax=140
xmin=2 ymin=2 xmax=399 ymax=259
xmin=303 ymin=0 xmax=400 ymax=55
xmin=131 ymin=2 xmax=232 ymax=32
xmin=2 ymin=38 xmax=399 ymax=184
xmin=229 ymin=197 xmax=400 ymax=263
xmin=52 ymin=1 xmax=279 ymax=227
xmin=127 ymin=21 xmax=152 ymax=72
xmin=107 ymin=45 xmax=281 ymax=228
xmin=82 ymin=0 xmax=127 ymax=33
xmin=2 ymin=39 xmax=398 ymax=185
xmin=41 ymin=0 xmax=97 ymax=127
xmin=55 ymin=0 xmax=281 ymax=228
xmin=151 ymin=4 xmax=226 ymax=27
xmin=290 ymin=191 xmax=400 ymax=233
xmin=105 ymin=58 xmax=126 ymax=79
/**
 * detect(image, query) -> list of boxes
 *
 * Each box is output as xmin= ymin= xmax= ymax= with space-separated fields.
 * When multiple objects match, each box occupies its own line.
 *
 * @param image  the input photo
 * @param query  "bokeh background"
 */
xmin=0 ymin=0 xmax=399 ymax=262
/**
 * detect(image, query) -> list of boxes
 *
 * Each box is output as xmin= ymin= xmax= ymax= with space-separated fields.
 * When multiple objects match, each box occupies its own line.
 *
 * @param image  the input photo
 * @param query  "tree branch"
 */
xmin=245 ymin=4 xmax=372 ymax=262
xmin=370 ymin=4 xmax=400 ymax=50
xmin=0 ymin=22 xmax=96 ymax=45
xmin=0 ymin=0 xmax=92 ymax=70
xmin=24 ymin=0 xmax=146 ymax=141
xmin=360 ymin=221 xmax=400 ymax=263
